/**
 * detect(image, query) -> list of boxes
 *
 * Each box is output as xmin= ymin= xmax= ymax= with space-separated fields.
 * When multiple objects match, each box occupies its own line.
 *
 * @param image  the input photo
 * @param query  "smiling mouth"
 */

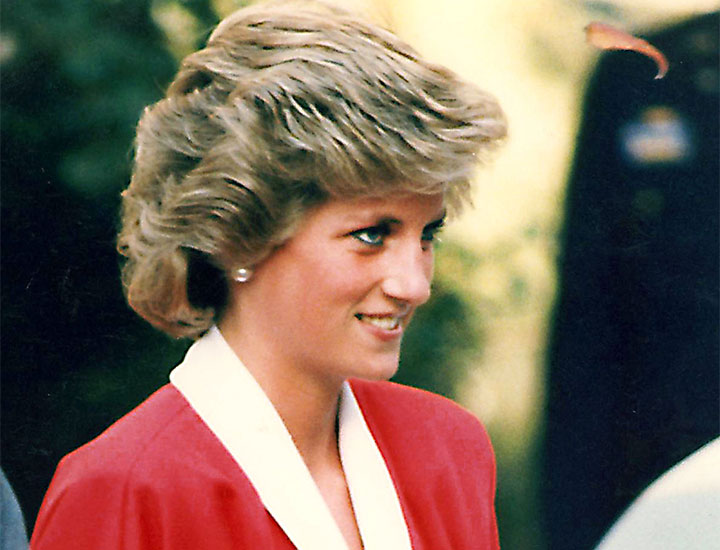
xmin=355 ymin=314 xmax=401 ymax=331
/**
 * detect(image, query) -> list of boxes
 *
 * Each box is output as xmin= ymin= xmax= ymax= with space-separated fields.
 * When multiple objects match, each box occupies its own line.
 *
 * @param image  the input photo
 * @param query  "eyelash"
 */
xmin=423 ymin=224 xmax=444 ymax=243
xmin=349 ymin=222 xmax=444 ymax=247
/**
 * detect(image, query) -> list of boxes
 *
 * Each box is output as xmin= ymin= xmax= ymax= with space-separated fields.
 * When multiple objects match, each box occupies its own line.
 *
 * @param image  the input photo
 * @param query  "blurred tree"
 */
xmin=396 ymin=241 xmax=485 ymax=398
xmin=0 ymin=0 xmax=217 ymax=528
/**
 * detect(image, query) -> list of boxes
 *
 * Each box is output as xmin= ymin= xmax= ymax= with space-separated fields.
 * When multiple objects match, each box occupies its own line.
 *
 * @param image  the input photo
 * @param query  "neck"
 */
xmin=272 ymin=379 xmax=343 ymax=472
xmin=218 ymin=316 xmax=344 ymax=472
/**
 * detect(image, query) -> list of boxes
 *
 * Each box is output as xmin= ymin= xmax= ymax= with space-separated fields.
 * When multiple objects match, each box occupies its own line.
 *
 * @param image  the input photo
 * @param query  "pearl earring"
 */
xmin=232 ymin=267 xmax=253 ymax=283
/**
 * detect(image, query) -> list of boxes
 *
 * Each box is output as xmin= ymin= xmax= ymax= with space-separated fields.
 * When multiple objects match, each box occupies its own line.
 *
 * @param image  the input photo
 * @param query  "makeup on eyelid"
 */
xmin=347 ymin=215 xmax=445 ymax=248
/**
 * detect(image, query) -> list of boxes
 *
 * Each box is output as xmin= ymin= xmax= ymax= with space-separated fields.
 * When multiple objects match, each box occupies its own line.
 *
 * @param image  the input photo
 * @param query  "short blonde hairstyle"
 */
xmin=118 ymin=0 xmax=506 ymax=338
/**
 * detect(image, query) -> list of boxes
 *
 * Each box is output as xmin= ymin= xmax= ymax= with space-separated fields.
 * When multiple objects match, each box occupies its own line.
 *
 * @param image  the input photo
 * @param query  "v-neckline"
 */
xmin=169 ymin=326 xmax=413 ymax=550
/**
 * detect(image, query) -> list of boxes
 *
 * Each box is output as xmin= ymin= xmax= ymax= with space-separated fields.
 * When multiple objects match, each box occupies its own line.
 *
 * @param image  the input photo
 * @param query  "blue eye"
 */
xmin=351 ymin=225 xmax=390 ymax=246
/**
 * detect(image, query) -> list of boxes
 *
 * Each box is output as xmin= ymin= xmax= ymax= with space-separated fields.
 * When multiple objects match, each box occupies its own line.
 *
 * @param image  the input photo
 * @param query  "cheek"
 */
xmin=314 ymin=255 xmax=376 ymax=302
xmin=284 ymin=267 xmax=358 ymax=327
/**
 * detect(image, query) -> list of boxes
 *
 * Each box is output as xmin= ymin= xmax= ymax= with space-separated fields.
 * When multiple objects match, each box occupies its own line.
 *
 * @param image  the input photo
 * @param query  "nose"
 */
xmin=380 ymin=243 xmax=433 ymax=306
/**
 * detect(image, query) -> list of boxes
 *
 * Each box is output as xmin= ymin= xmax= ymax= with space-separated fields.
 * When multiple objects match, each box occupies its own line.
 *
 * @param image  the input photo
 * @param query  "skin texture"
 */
xmin=585 ymin=21 xmax=669 ymax=79
xmin=221 ymin=192 xmax=445 ymax=398
xmin=219 ymin=192 xmax=446 ymax=550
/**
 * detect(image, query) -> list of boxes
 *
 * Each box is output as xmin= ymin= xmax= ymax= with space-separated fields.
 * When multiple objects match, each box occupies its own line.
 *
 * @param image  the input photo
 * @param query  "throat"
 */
xmin=311 ymin=452 xmax=364 ymax=550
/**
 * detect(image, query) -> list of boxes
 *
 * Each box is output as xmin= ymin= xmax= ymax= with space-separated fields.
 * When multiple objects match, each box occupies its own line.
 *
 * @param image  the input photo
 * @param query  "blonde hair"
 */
xmin=118 ymin=0 xmax=507 ymax=338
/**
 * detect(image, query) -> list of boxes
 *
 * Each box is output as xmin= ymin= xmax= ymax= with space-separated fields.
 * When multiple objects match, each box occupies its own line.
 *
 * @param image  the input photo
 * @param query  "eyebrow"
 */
xmin=373 ymin=216 xmax=402 ymax=226
xmin=363 ymin=209 xmax=446 ymax=226
xmin=345 ymin=208 xmax=446 ymax=229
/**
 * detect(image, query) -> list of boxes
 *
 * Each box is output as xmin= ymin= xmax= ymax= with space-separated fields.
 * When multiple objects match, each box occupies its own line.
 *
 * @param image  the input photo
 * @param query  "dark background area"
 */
xmin=1 ymin=0 xmax=194 ymax=528
xmin=543 ymin=12 xmax=719 ymax=550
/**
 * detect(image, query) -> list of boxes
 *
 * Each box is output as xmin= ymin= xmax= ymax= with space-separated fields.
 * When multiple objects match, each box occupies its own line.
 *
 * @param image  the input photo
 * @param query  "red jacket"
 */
xmin=32 ymin=379 xmax=498 ymax=549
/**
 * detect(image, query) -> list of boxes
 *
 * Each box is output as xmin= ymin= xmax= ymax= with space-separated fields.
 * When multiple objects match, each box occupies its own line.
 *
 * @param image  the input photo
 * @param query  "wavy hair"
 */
xmin=117 ymin=0 xmax=507 ymax=338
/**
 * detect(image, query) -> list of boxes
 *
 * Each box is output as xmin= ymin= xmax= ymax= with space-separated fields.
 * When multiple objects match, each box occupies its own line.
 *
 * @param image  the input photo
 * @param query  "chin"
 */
xmin=352 ymin=357 xmax=400 ymax=382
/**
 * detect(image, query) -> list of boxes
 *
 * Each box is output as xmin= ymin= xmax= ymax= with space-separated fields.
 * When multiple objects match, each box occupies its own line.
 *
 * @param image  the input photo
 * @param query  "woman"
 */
xmin=31 ymin=1 xmax=506 ymax=549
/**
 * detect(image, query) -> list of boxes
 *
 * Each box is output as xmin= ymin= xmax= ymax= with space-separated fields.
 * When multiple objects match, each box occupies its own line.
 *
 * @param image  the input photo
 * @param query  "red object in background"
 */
xmin=585 ymin=21 xmax=669 ymax=79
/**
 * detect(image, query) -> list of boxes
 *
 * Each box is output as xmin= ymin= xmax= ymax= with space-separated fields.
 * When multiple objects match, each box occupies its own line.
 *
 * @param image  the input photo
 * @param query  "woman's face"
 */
xmin=223 ymin=192 xmax=446 ymax=389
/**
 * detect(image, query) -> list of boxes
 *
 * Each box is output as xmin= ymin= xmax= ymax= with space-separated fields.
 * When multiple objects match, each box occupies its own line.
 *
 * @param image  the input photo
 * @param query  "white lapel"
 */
xmin=170 ymin=326 xmax=411 ymax=550
xmin=339 ymin=383 xmax=413 ymax=550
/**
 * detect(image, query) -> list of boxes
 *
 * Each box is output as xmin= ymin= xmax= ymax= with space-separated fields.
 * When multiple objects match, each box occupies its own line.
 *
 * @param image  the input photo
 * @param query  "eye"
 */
xmin=422 ymin=219 xmax=445 ymax=243
xmin=350 ymin=224 xmax=391 ymax=246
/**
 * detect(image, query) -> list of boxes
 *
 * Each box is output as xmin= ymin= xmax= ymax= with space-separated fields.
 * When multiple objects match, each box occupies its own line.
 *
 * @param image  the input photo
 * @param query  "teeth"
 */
xmin=358 ymin=315 xmax=400 ymax=330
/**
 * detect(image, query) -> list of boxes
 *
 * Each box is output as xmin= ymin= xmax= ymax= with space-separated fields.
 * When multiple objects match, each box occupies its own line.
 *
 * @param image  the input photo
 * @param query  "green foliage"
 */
xmin=0 ymin=0 xmax=217 ymax=526
xmin=1 ymin=0 xmax=217 ymax=198
xmin=394 ymin=241 xmax=485 ymax=398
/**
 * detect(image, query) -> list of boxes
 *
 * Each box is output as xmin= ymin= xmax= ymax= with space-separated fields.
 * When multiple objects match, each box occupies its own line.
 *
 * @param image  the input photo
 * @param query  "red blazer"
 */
xmin=31 ymin=380 xmax=498 ymax=549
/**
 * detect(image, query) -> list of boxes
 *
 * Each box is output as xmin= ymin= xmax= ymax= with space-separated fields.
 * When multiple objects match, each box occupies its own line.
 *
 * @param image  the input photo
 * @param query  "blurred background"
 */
xmin=2 ymin=1 xmax=718 ymax=548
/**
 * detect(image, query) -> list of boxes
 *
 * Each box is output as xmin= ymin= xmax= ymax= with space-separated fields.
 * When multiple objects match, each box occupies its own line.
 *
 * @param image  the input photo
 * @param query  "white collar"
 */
xmin=169 ymin=326 xmax=412 ymax=550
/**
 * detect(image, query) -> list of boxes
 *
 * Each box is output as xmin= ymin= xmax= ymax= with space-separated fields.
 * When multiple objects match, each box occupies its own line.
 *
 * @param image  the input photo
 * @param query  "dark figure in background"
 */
xmin=1 ymin=469 xmax=28 ymax=550
xmin=544 ymin=12 xmax=719 ymax=550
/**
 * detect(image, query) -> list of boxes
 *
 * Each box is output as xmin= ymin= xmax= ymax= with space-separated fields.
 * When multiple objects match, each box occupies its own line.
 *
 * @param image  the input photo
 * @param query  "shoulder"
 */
xmin=350 ymin=378 xmax=485 ymax=432
xmin=62 ymin=385 xmax=190 ymax=471
xmin=1 ymin=469 xmax=28 ymax=548
xmin=32 ymin=386 xmax=193 ymax=547
xmin=47 ymin=384 xmax=228 ymax=494
xmin=32 ymin=385 xmax=262 ymax=549
xmin=350 ymin=379 xmax=498 ymax=545
xmin=596 ymin=437 xmax=720 ymax=550
xmin=349 ymin=379 xmax=493 ymax=458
